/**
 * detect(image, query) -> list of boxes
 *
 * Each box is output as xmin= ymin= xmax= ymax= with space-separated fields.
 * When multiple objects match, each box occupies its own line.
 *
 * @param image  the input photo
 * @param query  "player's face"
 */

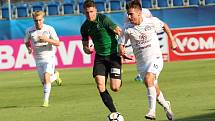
xmin=84 ymin=7 xmax=97 ymax=21
xmin=33 ymin=15 xmax=44 ymax=30
xmin=127 ymin=8 xmax=141 ymax=25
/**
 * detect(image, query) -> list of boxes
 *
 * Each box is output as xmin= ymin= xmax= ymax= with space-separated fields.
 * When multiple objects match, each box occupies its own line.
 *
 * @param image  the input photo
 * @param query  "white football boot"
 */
xmin=165 ymin=101 xmax=174 ymax=121
xmin=145 ymin=110 xmax=156 ymax=120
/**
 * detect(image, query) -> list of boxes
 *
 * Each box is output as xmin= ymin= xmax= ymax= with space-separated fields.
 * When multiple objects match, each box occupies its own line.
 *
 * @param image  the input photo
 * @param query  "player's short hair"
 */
xmin=126 ymin=0 xmax=142 ymax=11
xmin=32 ymin=11 xmax=45 ymax=18
xmin=83 ymin=0 xmax=96 ymax=9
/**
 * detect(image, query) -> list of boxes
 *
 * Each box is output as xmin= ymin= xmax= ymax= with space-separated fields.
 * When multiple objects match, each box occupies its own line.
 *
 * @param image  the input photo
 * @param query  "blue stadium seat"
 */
xmin=205 ymin=0 xmax=215 ymax=5
xmin=157 ymin=0 xmax=169 ymax=7
xmin=47 ymin=1 xmax=60 ymax=15
xmin=16 ymin=3 xmax=29 ymax=17
xmin=31 ymin=1 xmax=45 ymax=12
xmin=109 ymin=0 xmax=122 ymax=11
xmin=141 ymin=0 xmax=153 ymax=8
xmin=62 ymin=0 xmax=75 ymax=14
xmin=78 ymin=0 xmax=84 ymax=14
xmin=189 ymin=0 xmax=200 ymax=5
xmin=95 ymin=0 xmax=106 ymax=12
xmin=1 ymin=4 xmax=14 ymax=19
xmin=173 ymin=0 xmax=184 ymax=6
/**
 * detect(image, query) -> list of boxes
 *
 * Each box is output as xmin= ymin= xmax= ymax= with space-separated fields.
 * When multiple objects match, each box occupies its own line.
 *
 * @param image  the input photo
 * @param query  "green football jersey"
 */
xmin=81 ymin=13 xmax=118 ymax=56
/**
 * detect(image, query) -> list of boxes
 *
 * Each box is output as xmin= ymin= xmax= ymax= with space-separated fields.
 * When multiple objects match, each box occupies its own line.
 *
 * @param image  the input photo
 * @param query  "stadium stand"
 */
xmin=173 ymin=0 xmax=185 ymax=6
xmin=95 ymin=0 xmax=107 ymax=12
xmin=77 ymin=0 xmax=84 ymax=14
xmin=157 ymin=0 xmax=169 ymax=7
xmin=1 ymin=0 xmax=215 ymax=19
xmin=1 ymin=4 xmax=15 ymax=19
xmin=31 ymin=1 xmax=46 ymax=12
xmin=188 ymin=0 xmax=200 ymax=5
xmin=16 ymin=2 xmax=29 ymax=17
xmin=62 ymin=0 xmax=75 ymax=14
xmin=47 ymin=1 xmax=61 ymax=15
xmin=205 ymin=0 xmax=215 ymax=5
xmin=141 ymin=0 xmax=153 ymax=8
xmin=108 ymin=0 xmax=123 ymax=11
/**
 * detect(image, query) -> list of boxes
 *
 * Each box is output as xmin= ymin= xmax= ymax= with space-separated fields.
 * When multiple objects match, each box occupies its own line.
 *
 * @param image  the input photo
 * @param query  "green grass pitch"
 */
xmin=0 ymin=60 xmax=215 ymax=121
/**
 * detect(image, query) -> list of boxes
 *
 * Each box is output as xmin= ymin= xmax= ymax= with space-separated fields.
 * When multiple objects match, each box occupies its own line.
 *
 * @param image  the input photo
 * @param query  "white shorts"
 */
xmin=138 ymin=56 xmax=163 ymax=80
xmin=36 ymin=59 xmax=55 ymax=82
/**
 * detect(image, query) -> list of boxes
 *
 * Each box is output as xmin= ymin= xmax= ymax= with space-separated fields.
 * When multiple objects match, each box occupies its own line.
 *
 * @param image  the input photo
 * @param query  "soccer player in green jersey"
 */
xmin=80 ymin=0 xmax=122 ymax=114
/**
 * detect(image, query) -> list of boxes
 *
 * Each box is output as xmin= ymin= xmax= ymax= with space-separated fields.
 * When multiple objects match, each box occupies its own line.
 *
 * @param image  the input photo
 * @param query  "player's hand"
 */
xmin=121 ymin=54 xmax=133 ymax=60
xmin=114 ymin=26 xmax=122 ymax=35
xmin=38 ymin=35 xmax=48 ymax=42
xmin=171 ymin=40 xmax=178 ymax=50
xmin=28 ymin=47 xmax=33 ymax=54
xmin=119 ymin=44 xmax=133 ymax=60
xmin=83 ymin=45 xmax=94 ymax=54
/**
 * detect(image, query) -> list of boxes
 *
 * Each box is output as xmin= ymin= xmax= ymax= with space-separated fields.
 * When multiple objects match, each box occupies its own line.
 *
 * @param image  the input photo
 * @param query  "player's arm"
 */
xmin=39 ymin=36 xmax=60 ymax=46
xmin=102 ymin=15 xmax=122 ymax=36
xmin=24 ymin=30 xmax=33 ymax=54
xmin=25 ymin=41 xmax=33 ymax=54
xmin=81 ymin=26 xmax=93 ymax=54
xmin=163 ymin=23 xmax=177 ymax=50
xmin=118 ymin=31 xmax=132 ymax=60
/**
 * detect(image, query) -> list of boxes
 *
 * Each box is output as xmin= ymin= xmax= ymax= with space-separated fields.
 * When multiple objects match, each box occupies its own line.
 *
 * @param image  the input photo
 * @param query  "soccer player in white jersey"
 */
xmin=119 ymin=1 xmax=177 ymax=121
xmin=24 ymin=11 xmax=62 ymax=107
xmin=124 ymin=8 xmax=152 ymax=82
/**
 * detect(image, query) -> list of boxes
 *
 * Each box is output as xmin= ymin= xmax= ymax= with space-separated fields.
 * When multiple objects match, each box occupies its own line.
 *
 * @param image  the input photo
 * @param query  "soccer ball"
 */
xmin=106 ymin=112 xmax=124 ymax=121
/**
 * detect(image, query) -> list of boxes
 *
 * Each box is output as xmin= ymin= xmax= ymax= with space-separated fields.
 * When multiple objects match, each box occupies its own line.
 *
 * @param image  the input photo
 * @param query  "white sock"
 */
xmin=157 ymin=91 xmax=169 ymax=109
xmin=50 ymin=73 xmax=57 ymax=83
xmin=147 ymin=86 xmax=157 ymax=113
xmin=43 ymin=83 xmax=51 ymax=102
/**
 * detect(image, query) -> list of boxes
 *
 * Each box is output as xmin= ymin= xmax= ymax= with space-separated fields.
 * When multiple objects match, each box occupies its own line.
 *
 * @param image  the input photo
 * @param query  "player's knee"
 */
xmin=97 ymin=84 xmax=106 ymax=92
xmin=111 ymin=86 xmax=120 ymax=92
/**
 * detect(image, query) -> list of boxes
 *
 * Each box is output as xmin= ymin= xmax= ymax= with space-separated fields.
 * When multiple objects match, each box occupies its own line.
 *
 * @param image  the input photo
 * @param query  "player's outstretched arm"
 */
xmin=163 ymin=23 xmax=178 ymax=50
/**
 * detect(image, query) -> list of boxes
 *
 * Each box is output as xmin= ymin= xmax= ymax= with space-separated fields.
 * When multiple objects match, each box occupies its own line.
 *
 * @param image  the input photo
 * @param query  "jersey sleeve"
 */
xmin=119 ymin=29 xmax=129 ymax=45
xmin=49 ymin=26 xmax=59 ymax=41
xmin=142 ymin=8 xmax=152 ymax=17
xmin=151 ymin=17 xmax=165 ymax=32
xmin=80 ymin=25 xmax=89 ymax=42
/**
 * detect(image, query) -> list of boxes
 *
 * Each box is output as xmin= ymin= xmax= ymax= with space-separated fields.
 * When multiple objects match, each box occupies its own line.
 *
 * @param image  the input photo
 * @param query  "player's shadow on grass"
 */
xmin=166 ymin=111 xmax=215 ymax=121
xmin=0 ymin=106 xmax=17 ymax=109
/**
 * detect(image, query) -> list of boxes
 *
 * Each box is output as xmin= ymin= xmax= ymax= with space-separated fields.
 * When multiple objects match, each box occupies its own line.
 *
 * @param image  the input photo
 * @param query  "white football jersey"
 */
xmin=24 ymin=24 xmax=59 ymax=62
xmin=121 ymin=17 xmax=164 ymax=70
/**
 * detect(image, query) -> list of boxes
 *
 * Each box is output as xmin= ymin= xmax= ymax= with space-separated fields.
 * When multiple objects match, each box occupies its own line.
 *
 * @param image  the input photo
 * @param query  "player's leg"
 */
xmin=155 ymin=83 xmax=174 ymax=121
xmin=93 ymin=54 xmax=117 ymax=113
xmin=50 ymin=71 xmax=62 ymax=86
xmin=110 ymin=53 xmax=122 ymax=92
xmin=144 ymin=56 xmax=163 ymax=120
xmin=144 ymin=72 xmax=157 ymax=120
xmin=42 ymin=61 xmax=55 ymax=107
xmin=36 ymin=63 xmax=49 ymax=107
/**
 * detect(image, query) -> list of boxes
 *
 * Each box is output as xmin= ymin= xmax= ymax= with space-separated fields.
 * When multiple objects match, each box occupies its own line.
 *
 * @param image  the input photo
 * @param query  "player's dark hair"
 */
xmin=83 ymin=0 xmax=96 ymax=9
xmin=126 ymin=0 xmax=142 ymax=11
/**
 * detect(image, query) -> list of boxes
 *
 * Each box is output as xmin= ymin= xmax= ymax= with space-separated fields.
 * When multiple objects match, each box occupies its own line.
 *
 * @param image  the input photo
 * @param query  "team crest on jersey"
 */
xmin=144 ymin=25 xmax=152 ymax=31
